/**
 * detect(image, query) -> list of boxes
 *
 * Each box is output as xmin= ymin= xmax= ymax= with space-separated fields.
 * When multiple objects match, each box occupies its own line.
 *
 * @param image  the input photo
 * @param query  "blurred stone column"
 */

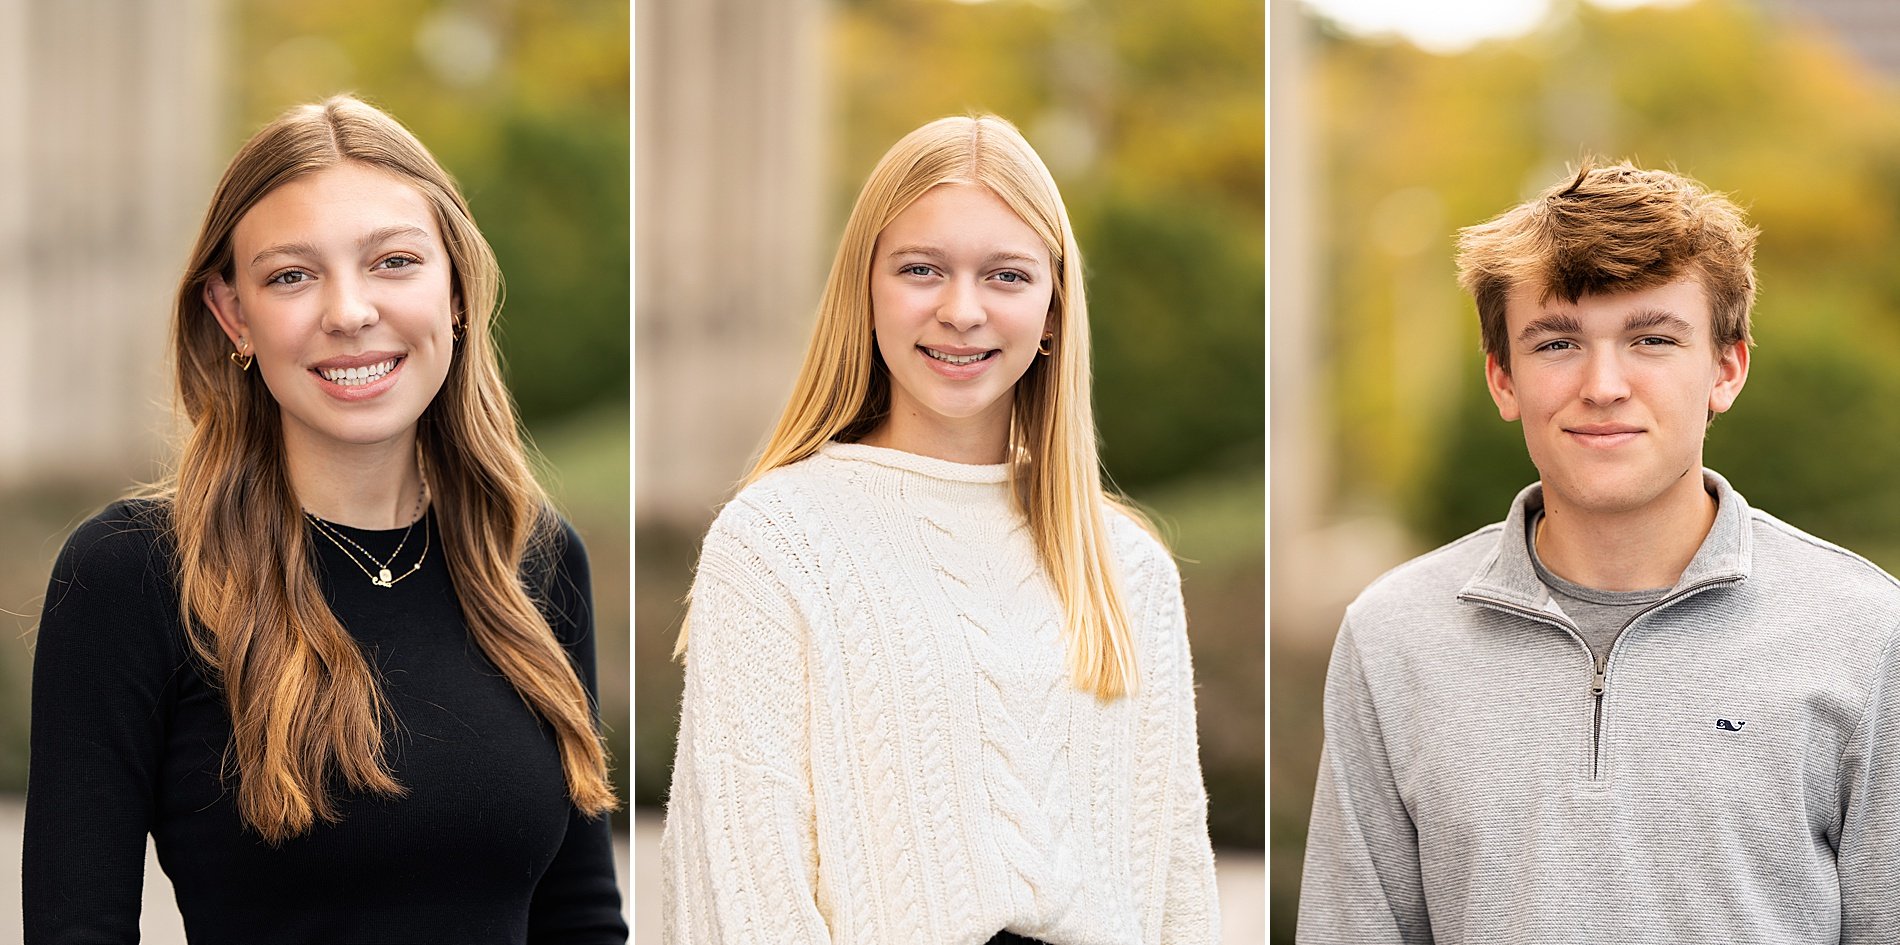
xmin=635 ymin=0 xmax=828 ymax=527
xmin=0 ymin=0 xmax=224 ymax=488
xmin=1270 ymin=0 xmax=1324 ymax=633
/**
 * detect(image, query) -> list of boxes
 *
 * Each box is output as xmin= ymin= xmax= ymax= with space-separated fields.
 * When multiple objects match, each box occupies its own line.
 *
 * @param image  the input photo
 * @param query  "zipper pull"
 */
xmin=1591 ymin=669 xmax=1607 ymax=697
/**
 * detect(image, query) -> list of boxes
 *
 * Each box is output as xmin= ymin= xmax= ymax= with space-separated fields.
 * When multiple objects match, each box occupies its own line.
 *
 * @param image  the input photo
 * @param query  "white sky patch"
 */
xmin=1302 ymin=0 xmax=1677 ymax=54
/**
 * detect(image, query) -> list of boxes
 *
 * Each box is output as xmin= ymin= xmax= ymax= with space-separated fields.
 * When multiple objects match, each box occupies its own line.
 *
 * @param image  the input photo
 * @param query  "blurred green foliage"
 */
xmin=1278 ymin=0 xmax=1900 ymax=935
xmin=233 ymin=0 xmax=630 ymax=427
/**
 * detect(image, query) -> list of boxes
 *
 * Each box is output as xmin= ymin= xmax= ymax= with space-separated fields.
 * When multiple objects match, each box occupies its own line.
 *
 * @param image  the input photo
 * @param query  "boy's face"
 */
xmin=1485 ymin=277 xmax=1749 ymax=521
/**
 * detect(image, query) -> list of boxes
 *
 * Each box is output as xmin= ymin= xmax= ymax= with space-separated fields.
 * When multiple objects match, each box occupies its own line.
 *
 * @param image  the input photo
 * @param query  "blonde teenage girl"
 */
xmin=661 ymin=115 xmax=1218 ymax=945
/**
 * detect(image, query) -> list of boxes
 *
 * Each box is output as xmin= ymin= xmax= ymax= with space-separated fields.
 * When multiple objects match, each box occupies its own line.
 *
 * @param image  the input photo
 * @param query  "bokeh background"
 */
xmin=0 ymin=2 xmax=629 ymax=938
xmin=1271 ymin=0 xmax=1900 ymax=938
xmin=632 ymin=0 xmax=1264 ymax=939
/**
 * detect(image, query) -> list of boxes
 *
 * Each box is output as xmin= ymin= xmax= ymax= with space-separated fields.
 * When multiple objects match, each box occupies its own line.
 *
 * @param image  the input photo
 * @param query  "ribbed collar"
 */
xmin=818 ymin=441 xmax=1013 ymax=485
xmin=1458 ymin=468 xmax=1753 ymax=611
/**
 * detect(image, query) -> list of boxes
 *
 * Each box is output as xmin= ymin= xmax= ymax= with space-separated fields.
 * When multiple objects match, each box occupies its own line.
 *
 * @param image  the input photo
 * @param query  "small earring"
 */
xmin=1037 ymin=332 xmax=1054 ymax=357
xmin=229 ymin=340 xmax=253 ymax=372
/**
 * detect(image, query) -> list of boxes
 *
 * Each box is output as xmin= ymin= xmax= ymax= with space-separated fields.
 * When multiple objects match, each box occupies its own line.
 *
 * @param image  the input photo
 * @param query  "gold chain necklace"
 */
xmin=304 ymin=477 xmax=430 ymax=588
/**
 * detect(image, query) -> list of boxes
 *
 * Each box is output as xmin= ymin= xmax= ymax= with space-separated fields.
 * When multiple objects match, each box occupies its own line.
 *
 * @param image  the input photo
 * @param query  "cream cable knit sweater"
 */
xmin=660 ymin=442 xmax=1219 ymax=944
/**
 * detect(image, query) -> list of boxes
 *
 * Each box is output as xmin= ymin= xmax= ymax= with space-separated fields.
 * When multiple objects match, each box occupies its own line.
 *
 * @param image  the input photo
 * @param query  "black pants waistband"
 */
xmin=985 ymin=932 xmax=1051 ymax=945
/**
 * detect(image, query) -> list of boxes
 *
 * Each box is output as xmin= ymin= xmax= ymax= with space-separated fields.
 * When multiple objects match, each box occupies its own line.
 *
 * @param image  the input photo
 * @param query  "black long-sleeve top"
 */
xmin=23 ymin=499 xmax=627 ymax=944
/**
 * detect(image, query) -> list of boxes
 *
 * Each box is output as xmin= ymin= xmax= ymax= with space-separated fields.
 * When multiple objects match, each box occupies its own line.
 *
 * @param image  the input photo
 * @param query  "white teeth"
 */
xmin=923 ymin=348 xmax=991 ymax=366
xmin=318 ymin=358 xmax=398 ymax=386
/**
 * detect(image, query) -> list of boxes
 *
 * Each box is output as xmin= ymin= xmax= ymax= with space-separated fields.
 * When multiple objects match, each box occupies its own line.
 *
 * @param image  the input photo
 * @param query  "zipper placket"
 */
xmin=1461 ymin=575 xmax=1740 ymax=782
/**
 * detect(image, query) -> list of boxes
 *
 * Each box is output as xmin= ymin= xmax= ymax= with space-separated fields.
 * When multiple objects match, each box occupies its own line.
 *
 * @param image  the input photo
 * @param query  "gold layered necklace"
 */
xmin=305 ymin=474 xmax=431 ymax=589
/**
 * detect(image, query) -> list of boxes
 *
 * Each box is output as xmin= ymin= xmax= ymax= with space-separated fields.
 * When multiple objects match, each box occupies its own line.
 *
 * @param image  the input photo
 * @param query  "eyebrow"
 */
xmin=1624 ymin=309 xmax=1697 ymax=335
xmin=884 ymin=244 xmax=1044 ymax=267
xmin=250 ymin=224 xmax=434 ymax=268
xmin=1516 ymin=313 xmax=1582 ymax=343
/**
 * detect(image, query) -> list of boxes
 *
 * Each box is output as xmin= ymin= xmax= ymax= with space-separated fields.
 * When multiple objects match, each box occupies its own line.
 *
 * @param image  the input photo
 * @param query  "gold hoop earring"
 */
xmin=229 ymin=342 xmax=253 ymax=372
xmin=1037 ymin=332 xmax=1054 ymax=357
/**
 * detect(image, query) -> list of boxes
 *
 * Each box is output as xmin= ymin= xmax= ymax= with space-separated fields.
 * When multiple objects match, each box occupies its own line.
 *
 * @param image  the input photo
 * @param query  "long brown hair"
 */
xmin=677 ymin=115 xmax=1152 ymax=700
xmin=165 ymin=95 xmax=615 ymax=842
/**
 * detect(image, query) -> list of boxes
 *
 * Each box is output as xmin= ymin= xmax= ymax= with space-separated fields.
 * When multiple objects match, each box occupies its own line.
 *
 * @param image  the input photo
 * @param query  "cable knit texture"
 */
xmin=661 ymin=442 xmax=1219 ymax=944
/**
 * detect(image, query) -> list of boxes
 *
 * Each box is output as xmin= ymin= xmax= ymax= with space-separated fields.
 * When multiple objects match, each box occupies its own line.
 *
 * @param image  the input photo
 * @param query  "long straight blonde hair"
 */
xmin=165 ymin=95 xmax=616 ymax=842
xmin=681 ymin=115 xmax=1148 ymax=700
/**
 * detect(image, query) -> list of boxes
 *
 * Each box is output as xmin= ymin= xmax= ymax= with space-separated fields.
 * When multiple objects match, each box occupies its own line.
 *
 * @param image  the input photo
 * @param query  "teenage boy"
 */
xmin=1298 ymin=162 xmax=1900 ymax=943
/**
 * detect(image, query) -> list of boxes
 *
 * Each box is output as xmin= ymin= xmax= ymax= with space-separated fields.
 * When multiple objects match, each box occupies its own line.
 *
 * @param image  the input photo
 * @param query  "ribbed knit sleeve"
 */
xmin=1138 ymin=547 xmax=1221 ymax=943
xmin=1839 ymin=627 xmax=1900 ymax=942
xmin=526 ymin=522 xmax=631 ymax=944
xmin=24 ymin=502 xmax=178 ymax=944
xmin=1297 ymin=614 xmax=1431 ymax=944
xmin=660 ymin=500 xmax=832 ymax=944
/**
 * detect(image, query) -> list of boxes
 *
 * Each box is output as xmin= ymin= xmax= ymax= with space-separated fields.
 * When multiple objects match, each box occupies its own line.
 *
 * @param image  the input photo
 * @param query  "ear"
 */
xmin=1485 ymin=351 xmax=1521 ymax=422
xmin=1708 ymin=341 xmax=1750 ymax=415
xmin=204 ymin=274 xmax=248 ymax=348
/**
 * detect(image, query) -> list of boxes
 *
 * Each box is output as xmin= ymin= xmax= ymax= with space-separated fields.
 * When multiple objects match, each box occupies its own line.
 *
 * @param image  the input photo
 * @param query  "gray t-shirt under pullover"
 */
xmin=1527 ymin=509 xmax=1669 ymax=667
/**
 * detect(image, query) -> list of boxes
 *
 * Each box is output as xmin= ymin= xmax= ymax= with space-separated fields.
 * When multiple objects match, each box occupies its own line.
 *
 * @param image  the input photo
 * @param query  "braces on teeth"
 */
xmin=319 ymin=358 xmax=399 ymax=386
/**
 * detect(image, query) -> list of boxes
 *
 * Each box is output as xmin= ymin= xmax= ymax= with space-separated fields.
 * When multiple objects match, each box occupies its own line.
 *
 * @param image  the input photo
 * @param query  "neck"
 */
xmin=860 ymin=401 xmax=1012 ymax=465
xmin=1535 ymin=469 xmax=1715 ymax=592
xmin=283 ymin=424 xmax=426 ymax=529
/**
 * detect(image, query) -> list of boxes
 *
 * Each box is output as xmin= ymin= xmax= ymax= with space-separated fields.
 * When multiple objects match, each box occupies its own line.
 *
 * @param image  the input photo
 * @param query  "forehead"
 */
xmin=1504 ymin=277 xmax=1713 ymax=331
xmin=876 ymin=182 xmax=1048 ymax=260
xmin=233 ymin=162 xmax=441 ymax=251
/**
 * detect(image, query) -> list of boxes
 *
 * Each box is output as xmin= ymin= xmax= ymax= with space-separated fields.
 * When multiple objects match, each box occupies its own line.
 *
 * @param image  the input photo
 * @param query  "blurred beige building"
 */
xmin=1775 ymin=0 xmax=1900 ymax=75
xmin=634 ymin=0 xmax=829 ymax=527
xmin=0 ymin=0 xmax=224 ymax=489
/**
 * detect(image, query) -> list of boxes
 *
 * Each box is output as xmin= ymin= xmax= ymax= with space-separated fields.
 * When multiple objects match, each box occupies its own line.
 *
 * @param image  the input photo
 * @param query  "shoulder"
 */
xmin=698 ymin=456 xmax=851 ymax=573
xmin=38 ymin=497 xmax=183 ymax=660
xmin=47 ymin=498 xmax=176 ymax=601
xmin=1745 ymin=507 xmax=1900 ymax=614
xmin=1105 ymin=505 xmax=1178 ymax=598
xmin=716 ymin=453 xmax=853 ymax=534
xmin=1343 ymin=522 xmax=1502 ymax=639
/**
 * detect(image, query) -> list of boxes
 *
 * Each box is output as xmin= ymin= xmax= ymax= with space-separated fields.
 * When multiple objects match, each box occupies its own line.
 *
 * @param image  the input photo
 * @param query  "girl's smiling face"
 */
xmin=206 ymin=162 xmax=457 ymax=458
xmin=867 ymin=182 xmax=1054 ymax=462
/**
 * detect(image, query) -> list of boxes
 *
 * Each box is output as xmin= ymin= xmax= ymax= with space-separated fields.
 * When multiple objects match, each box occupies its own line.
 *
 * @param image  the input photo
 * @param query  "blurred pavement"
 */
xmin=630 ymin=811 xmax=1266 ymax=943
xmin=0 ymin=795 xmax=631 ymax=944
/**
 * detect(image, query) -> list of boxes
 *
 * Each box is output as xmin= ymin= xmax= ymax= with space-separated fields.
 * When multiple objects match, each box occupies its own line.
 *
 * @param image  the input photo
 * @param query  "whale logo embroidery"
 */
xmin=1715 ymin=718 xmax=1747 ymax=732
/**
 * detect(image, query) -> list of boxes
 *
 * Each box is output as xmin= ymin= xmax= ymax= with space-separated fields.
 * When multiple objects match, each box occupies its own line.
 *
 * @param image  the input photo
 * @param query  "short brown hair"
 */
xmin=1456 ymin=159 xmax=1758 ymax=372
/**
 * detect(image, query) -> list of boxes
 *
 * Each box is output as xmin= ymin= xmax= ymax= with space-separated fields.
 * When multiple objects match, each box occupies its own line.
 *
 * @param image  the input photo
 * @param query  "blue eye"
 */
xmin=901 ymin=264 xmax=935 ymax=277
xmin=994 ymin=270 xmax=1028 ymax=284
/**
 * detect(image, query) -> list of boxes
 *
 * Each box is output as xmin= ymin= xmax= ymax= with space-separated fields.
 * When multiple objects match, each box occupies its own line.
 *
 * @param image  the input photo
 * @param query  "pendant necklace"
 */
xmin=305 ymin=474 xmax=430 ymax=589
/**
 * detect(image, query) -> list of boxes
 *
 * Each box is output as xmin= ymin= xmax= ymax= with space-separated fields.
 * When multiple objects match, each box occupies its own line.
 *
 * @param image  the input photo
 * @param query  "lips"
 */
xmin=920 ymin=345 xmax=996 ymax=366
xmin=309 ymin=351 xmax=407 ymax=400
xmin=1565 ymin=422 xmax=1644 ymax=449
xmin=915 ymin=344 xmax=999 ymax=378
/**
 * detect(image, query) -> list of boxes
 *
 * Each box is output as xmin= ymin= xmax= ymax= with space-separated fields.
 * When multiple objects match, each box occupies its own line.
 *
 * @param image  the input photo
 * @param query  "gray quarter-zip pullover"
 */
xmin=1298 ymin=470 xmax=1900 ymax=944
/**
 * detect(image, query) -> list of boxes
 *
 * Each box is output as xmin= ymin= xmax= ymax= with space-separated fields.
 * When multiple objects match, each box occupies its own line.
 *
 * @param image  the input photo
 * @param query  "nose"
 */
xmin=1578 ymin=347 xmax=1631 ymax=406
xmin=322 ymin=273 xmax=379 ymax=335
xmin=937 ymin=276 xmax=986 ymax=333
